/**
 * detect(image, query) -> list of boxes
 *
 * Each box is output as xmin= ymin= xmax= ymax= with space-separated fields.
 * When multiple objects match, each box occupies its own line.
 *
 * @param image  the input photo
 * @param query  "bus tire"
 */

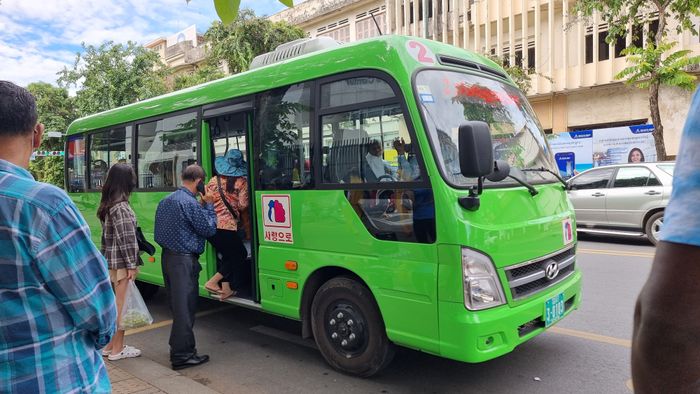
xmin=311 ymin=277 xmax=394 ymax=377
xmin=135 ymin=281 xmax=159 ymax=301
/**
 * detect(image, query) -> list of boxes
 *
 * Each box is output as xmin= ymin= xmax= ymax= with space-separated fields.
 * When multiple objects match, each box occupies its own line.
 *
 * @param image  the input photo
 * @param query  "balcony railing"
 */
xmin=163 ymin=42 xmax=206 ymax=64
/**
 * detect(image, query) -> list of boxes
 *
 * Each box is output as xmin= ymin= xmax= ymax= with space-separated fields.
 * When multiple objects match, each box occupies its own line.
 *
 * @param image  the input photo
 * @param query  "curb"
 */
xmin=107 ymin=357 xmax=220 ymax=394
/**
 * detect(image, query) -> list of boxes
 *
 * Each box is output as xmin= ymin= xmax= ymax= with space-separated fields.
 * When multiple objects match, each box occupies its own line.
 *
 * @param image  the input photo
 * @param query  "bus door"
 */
xmin=203 ymin=101 xmax=259 ymax=302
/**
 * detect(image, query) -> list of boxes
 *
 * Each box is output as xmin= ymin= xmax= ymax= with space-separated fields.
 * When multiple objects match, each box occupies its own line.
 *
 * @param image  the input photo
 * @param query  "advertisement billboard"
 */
xmin=547 ymin=124 xmax=656 ymax=177
xmin=546 ymin=130 xmax=593 ymax=177
xmin=591 ymin=124 xmax=656 ymax=167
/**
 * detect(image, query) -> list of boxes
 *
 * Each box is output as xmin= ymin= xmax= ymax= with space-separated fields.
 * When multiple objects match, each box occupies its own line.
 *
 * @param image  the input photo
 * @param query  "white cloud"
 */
xmin=1 ymin=0 xmax=291 ymax=86
xmin=1 ymin=0 xmax=219 ymax=85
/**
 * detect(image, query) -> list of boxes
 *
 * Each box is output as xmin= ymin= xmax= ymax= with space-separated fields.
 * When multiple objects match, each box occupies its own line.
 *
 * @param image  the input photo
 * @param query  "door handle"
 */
xmin=591 ymin=192 xmax=605 ymax=197
xmin=644 ymin=191 xmax=661 ymax=195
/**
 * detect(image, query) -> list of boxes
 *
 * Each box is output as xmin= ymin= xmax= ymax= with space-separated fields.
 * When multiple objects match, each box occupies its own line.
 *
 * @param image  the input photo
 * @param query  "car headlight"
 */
xmin=462 ymin=248 xmax=506 ymax=310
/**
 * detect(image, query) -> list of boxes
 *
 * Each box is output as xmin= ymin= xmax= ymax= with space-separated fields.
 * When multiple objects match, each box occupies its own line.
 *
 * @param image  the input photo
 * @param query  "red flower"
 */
xmin=455 ymin=83 xmax=500 ymax=104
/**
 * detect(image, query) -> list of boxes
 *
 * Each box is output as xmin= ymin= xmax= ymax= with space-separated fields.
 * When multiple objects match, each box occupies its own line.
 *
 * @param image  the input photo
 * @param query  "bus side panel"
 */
xmin=125 ymin=192 xmax=170 ymax=288
xmin=256 ymin=189 xmax=441 ymax=354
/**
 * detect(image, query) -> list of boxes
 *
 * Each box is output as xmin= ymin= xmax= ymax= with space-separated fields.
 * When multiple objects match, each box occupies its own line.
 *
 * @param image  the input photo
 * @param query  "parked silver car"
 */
xmin=566 ymin=162 xmax=675 ymax=245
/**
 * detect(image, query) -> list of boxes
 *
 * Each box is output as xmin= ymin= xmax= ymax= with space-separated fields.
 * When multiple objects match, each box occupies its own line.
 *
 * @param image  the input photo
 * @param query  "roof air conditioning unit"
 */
xmin=250 ymin=37 xmax=343 ymax=70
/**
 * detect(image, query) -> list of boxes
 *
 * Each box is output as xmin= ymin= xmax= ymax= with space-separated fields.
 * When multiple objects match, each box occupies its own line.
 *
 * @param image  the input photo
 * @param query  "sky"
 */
xmin=0 ymin=0 xmax=289 ymax=87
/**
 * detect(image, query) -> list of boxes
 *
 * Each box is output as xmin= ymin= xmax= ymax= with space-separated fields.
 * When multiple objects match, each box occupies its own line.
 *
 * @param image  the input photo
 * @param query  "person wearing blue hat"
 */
xmin=204 ymin=149 xmax=250 ymax=299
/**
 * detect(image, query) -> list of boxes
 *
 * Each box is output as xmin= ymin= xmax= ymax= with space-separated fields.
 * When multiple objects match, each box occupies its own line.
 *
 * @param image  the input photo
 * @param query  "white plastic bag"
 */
xmin=119 ymin=280 xmax=154 ymax=330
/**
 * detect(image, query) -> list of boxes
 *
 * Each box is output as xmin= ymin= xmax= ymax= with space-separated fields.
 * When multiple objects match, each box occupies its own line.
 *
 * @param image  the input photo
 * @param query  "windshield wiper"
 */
xmin=487 ymin=160 xmax=538 ymax=197
xmin=521 ymin=167 xmax=567 ymax=187
xmin=507 ymin=174 xmax=538 ymax=196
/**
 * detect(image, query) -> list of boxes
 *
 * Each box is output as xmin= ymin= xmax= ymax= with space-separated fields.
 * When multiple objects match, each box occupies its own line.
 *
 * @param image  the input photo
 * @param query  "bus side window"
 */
xmin=319 ymin=74 xmax=434 ymax=243
xmin=256 ymin=83 xmax=312 ymax=190
xmin=66 ymin=136 xmax=86 ymax=192
xmin=89 ymin=126 xmax=131 ymax=190
xmin=136 ymin=112 xmax=197 ymax=189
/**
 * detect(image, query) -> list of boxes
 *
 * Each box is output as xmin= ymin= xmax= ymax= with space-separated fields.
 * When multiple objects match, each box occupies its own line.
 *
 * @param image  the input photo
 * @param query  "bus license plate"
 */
xmin=544 ymin=293 xmax=565 ymax=327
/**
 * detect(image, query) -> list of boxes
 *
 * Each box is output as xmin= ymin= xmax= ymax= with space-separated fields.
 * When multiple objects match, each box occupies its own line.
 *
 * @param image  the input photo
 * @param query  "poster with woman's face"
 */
xmin=591 ymin=125 xmax=656 ymax=166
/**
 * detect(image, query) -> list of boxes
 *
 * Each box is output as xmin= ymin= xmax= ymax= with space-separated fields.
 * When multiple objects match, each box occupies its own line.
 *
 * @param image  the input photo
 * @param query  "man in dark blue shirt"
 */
xmin=155 ymin=164 xmax=216 ymax=370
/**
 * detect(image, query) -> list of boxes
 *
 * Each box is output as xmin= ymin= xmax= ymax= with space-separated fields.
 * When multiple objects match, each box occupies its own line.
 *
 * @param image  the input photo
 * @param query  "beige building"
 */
xmin=145 ymin=25 xmax=207 ymax=76
xmin=271 ymin=0 xmax=700 ymax=156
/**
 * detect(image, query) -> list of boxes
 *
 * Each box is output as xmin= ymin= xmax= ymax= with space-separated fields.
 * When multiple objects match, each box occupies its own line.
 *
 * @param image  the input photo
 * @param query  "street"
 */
xmin=122 ymin=235 xmax=654 ymax=394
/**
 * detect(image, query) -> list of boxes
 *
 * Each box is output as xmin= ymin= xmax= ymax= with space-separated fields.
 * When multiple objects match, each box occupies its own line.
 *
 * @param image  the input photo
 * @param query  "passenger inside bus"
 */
xmin=363 ymin=139 xmax=395 ymax=182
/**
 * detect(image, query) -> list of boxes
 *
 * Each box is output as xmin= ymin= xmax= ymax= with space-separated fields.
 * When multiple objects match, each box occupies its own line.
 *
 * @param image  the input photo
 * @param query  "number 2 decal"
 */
xmin=406 ymin=40 xmax=436 ymax=65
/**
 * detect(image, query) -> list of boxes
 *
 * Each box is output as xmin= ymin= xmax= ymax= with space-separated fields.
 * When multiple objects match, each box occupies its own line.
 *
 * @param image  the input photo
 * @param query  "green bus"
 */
xmin=65 ymin=35 xmax=581 ymax=377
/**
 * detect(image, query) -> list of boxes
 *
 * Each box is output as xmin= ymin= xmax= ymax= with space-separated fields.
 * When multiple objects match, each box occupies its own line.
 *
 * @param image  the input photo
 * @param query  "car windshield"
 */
xmin=415 ymin=70 xmax=559 ymax=187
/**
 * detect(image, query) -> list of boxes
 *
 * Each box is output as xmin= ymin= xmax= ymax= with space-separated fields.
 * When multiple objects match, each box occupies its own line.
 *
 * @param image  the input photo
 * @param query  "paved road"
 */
xmin=123 ymin=234 xmax=654 ymax=394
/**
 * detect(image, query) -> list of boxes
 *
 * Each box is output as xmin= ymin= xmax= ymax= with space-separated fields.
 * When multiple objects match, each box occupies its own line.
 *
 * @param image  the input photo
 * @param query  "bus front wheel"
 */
xmin=311 ymin=277 xmax=394 ymax=377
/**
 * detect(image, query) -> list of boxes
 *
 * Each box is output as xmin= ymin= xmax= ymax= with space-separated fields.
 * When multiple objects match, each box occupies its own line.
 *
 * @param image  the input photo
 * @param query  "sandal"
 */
xmin=101 ymin=348 xmax=112 ymax=357
xmin=219 ymin=289 xmax=236 ymax=300
xmin=108 ymin=345 xmax=141 ymax=361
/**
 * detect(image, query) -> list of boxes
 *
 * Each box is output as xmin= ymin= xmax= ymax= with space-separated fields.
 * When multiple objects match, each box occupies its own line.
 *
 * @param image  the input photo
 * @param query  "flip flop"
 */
xmin=205 ymin=284 xmax=222 ymax=294
xmin=219 ymin=290 xmax=236 ymax=300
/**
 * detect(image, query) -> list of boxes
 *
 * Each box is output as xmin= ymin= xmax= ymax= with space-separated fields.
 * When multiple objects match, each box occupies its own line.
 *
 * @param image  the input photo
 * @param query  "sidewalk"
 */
xmin=106 ymin=356 xmax=220 ymax=394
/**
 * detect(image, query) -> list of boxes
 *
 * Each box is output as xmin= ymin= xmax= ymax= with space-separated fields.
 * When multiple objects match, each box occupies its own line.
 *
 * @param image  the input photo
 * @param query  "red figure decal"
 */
xmin=273 ymin=200 xmax=286 ymax=223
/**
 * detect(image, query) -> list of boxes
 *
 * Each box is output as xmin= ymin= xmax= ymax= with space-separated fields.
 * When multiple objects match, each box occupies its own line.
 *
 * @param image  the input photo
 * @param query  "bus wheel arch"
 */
xmin=307 ymin=273 xmax=395 ymax=377
xmin=300 ymin=267 xmax=366 ymax=339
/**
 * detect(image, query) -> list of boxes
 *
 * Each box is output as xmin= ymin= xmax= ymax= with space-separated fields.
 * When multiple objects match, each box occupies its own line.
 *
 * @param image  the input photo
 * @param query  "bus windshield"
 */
xmin=415 ymin=69 xmax=558 ymax=187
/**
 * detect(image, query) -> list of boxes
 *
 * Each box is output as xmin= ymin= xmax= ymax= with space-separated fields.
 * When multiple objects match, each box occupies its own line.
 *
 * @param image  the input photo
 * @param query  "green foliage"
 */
xmin=26 ymin=83 xmax=76 ymax=150
xmin=29 ymin=156 xmax=64 ymax=188
xmin=212 ymin=0 xmax=293 ymax=24
xmin=616 ymin=41 xmax=700 ymax=91
xmin=205 ymin=9 xmax=306 ymax=74
xmin=486 ymin=55 xmax=533 ymax=93
xmin=172 ymin=64 xmax=226 ymax=90
xmin=58 ymin=42 xmax=168 ymax=116
xmin=26 ymin=83 xmax=77 ymax=187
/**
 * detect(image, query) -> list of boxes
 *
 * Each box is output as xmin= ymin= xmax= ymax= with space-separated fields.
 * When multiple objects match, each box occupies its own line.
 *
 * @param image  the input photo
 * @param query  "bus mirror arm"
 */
xmin=459 ymin=177 xmax=484 ymax=211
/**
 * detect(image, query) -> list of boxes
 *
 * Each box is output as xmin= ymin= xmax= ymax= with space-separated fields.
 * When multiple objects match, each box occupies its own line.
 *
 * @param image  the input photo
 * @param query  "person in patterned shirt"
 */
xmin=154 ymin=164 xmax=216 ymax=370
xmin=632 ymin=87 xmax=700 ymax=393
xmin=204 ymin=149 xmax=250 ymax=300
xmin=0 ymin=80 xmax=116 ymax=393
xmin=98 ymin=163 xmax=144 ymax=361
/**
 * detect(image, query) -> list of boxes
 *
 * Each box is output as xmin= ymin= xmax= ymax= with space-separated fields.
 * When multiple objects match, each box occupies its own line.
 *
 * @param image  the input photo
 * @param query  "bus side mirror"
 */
xmin=458 ymin=121 xmax=494 ymax=178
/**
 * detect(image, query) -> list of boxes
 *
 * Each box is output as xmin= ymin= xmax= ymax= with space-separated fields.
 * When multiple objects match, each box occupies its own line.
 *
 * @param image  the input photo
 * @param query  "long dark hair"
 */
xmin=97 ymin=163 xmax=136 ymax=222
xmin=222 ymin=175 xmax=239 ymax=194
xmin=628 ymin=147 xmax=645 ymax=163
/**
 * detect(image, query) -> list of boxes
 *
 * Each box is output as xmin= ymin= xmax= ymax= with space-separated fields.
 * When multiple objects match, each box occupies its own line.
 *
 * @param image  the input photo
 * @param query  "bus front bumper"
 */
xmin=438 ymin=270 xmax=582 ymax=363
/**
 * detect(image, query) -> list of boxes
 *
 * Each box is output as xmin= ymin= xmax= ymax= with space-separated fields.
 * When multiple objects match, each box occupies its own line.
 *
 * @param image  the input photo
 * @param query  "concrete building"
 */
xmin=144 ymin=25 xmax=207 ymax=76
xmin=271 ymin=0 xmax=700 ymax=156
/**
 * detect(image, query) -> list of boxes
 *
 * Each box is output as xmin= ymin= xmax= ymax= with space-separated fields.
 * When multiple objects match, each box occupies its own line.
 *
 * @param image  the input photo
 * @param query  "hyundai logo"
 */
xmin=545 ymin=261 xmax=560 ymax=280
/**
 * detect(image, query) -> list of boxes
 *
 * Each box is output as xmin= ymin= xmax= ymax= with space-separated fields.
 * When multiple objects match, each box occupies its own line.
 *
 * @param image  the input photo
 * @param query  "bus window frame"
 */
xmin=254 ymin=80 xmax=316 ymax=191
xmin=82 ymin=122 xmax=136 ymax=193
xmin=64 ymin=134 xmax=90 ymax=193
xmin=314 ymin=69 xmax=431 ymax=191
xmin=202 ymin=97 xmax=255 ymax=166
xmin=132 ymin=108 xmax=203 ymax=192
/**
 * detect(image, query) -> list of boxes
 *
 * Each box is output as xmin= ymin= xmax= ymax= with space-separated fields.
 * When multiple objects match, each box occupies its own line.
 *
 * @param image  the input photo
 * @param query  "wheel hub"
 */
xmin=325 ymin=302 xmax=367 ymax=356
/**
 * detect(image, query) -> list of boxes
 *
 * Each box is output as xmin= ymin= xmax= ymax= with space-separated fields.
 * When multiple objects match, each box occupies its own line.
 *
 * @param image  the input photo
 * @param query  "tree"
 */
xmin=574 ymin=0 xmax=700 ymax=161
xmin=58 ymin=42 xmax=168 ymax=116
xmin=487 ymin=55 xmax=534 ymax=93
xmin=172 ymin=64 xmax=225 ymax=90
xmin=204 ymin=9 xmax=306 ymax=74
xmin=210 ymin=0 xmax=293 ymax=24
xmin=26 ymin=82 xmax=77 ymax=187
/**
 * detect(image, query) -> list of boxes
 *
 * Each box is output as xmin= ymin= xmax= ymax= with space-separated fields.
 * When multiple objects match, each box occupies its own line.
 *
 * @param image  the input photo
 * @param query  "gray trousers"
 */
xmin=161 ymin=252 xmax=201 ymax=363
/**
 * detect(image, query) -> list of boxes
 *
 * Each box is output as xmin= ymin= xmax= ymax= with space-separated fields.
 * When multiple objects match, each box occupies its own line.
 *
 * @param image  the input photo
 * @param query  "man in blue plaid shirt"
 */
xmin=0 ymin=81 xmax=117 ymax=393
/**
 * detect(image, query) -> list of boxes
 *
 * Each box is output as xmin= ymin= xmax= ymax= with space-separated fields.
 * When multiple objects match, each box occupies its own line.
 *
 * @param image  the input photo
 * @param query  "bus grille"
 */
xmin=505 ymin=246 xmax=576 ymax=300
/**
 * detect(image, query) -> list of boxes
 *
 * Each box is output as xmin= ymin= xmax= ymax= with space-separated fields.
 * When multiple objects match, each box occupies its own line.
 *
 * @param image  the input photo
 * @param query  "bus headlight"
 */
xmin=462 ymin=248 xmax=506 ymax=310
